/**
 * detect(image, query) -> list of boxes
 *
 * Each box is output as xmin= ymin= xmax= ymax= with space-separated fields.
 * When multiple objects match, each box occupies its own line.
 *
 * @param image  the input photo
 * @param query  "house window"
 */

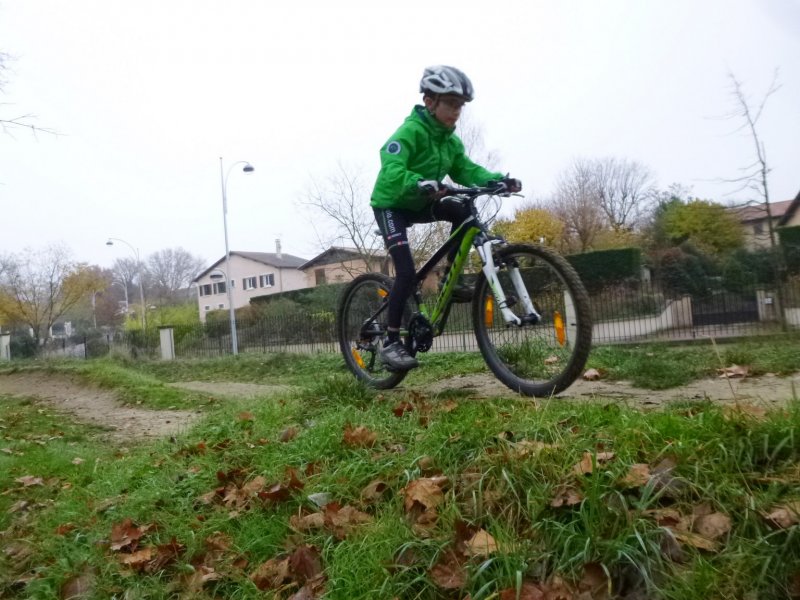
xmin=260 ymin=273 xmax=275 ymax=287
xmin=753 ymin=223 xmax=763 ymax=235
xmin=243 ymin=276 xmax=257 ymax=290
xmin=213 ymin=281 xmax=226 ymax=294
xmin=204 ymin=305 xmax=210 ymax=311
xmin=199 ymin=284 xmax=212 ymax=296
xmin=218 ymin=303 xmax=225 ymax=309
xmin=315 ymin=268 xmax=326 ymax=285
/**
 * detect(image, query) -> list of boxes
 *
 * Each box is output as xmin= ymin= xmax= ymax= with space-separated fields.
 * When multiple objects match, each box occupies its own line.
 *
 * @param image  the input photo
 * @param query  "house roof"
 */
xmin=732 ymin=198 xmax=795 ymax=223
xmin=193 ymin=251 xmax=308 ymax=282
xmin=777 ymin=189 xmax=800 ymax=227
xmin=298 ymin=247 xmax=385 ymax=271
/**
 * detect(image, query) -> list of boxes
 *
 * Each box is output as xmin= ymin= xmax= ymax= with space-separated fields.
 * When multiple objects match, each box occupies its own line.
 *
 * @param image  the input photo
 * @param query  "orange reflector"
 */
xmin=554 ymin=311 xmax=566 ymax=346
xmin=378 ymin=288 xmax=388 ymax=298
xmin=351 ymin=347 xmax=366 ymax=368
xmin=484 ymin=296 xmax=494 ymax=328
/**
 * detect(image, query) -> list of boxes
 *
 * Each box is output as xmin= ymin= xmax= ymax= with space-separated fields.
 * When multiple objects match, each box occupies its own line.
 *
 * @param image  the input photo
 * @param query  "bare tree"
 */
xmin=111 ymin=257 xmax=144 ymax=307
xmin=723 ymin=70 xmax=781 ymax=248
xmin=146 ymin=247 xmax=206 ymax=303
xmin=594 ymin=157 xmax=656 ymax=231
xmin=0 ymin=245 xmax=104 ymax=347
xmin=300 ymin=162 xmax=385 ymax=277
xmin=548 ymin=158 xmax=607 ymax=252
xmin=0 ymin=50 xmax=56 ymax=137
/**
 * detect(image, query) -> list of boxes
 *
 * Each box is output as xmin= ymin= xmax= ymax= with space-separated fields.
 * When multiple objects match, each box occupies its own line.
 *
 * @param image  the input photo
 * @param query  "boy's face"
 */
xmin=425 ymin=94 xmax=466 ymax=128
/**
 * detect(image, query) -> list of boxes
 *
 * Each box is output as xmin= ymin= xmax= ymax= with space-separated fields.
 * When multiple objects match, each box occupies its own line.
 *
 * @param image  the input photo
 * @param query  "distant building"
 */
xmin=193 ymin=249 xmax=307 ymax=322
xmin=298 ymin=247 xmax=388 ymax=287
xmin=732 ymin=191 xmax=800 ymax=249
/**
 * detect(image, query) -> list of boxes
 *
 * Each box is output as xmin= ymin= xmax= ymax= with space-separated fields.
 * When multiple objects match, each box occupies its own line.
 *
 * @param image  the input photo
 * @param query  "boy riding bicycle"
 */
xmin=371 ymin=65 xmax=522 ymax=371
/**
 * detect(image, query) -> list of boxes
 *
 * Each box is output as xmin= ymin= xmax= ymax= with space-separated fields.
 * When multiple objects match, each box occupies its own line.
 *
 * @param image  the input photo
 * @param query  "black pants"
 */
xmin=373 ymin=197 xmax=471 ymax=330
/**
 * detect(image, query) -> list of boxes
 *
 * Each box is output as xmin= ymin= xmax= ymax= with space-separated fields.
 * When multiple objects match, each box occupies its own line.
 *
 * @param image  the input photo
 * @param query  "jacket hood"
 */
xmin=411 ymin=105 xmax=455 ymax=141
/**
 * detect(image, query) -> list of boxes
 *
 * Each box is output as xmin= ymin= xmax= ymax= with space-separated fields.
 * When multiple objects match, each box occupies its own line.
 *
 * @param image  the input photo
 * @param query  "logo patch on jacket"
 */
xmin=385 ymin=141 xmax=402 ymax=155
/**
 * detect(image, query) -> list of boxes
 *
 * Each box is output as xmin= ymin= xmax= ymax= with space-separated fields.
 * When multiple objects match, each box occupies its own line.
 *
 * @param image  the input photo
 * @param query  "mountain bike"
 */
xmin=336 ymin=185 xmax=592 ymax=397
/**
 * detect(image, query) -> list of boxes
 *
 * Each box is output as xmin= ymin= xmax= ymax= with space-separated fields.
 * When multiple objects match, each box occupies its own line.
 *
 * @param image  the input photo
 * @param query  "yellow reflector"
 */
xmin=484 ymin=296 xmax=494 ymax=328
xmin=351 ymin=347 xmax=366 ymax=368
xmin=377 ymin=288 xmax=388 ymax=298
xmin=554 ymin=311 xmax=566 ymax=346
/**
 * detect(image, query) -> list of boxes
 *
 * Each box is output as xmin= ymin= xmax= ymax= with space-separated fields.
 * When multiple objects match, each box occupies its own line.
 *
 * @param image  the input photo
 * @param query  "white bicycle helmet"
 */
xmin=419 ymin=65 xmax=474 ymax=102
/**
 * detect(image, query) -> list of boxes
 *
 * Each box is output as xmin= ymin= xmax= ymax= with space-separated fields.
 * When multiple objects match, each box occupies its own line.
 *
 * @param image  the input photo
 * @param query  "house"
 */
xmin=732 ymin=193 xmax=799 ymax=249
xmin=298 ymin=247 xmax=388 ymax=287
xmin=193 ymin=249 xmax=307 ymax=321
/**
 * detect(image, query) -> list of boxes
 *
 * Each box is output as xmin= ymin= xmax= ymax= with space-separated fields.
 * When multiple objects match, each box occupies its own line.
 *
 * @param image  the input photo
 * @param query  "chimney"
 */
xmin=275 ymin=239 xmax=282 ymax=259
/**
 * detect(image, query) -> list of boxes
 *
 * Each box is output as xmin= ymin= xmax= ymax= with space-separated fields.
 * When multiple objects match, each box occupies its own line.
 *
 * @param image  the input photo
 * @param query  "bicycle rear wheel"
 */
xmin=473 ymin=243 xmax=592 ymax=397
xmin=337 ymin=273 xmax=413 ymax=389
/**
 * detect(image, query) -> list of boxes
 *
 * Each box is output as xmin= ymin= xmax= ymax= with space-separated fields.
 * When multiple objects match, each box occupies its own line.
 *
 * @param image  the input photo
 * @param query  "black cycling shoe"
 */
xmin=380 ymin=341 xmax=419 ymax=371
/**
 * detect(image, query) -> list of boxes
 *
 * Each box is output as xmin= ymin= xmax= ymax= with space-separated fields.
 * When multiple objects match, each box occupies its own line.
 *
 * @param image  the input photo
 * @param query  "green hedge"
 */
xmin=566 ymin=247 xmax=642 ymax=290
xmin=250 ymin=283 xmax=347 ymax=312
xmin=779 ymin=226 xmax=800 ymax=273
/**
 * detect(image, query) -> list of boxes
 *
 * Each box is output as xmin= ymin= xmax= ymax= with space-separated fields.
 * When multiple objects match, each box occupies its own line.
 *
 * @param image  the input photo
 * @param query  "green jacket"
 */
xmin=370 ymin=105 xmax=504 ymax=212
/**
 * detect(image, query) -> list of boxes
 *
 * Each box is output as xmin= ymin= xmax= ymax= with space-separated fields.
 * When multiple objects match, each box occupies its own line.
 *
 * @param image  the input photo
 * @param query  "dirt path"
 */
xmin=0 ymin=373 xmax=203 ymax=442
xmin=424 ymin=371 xmax=800 ymax=408
xmin=1 ymin=370 xmax=796 ymax=444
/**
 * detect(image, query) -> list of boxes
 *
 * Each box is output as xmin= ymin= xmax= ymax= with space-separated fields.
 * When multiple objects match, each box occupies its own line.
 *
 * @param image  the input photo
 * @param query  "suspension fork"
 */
xmin=475 ymin=239 xmax=540 ymax=326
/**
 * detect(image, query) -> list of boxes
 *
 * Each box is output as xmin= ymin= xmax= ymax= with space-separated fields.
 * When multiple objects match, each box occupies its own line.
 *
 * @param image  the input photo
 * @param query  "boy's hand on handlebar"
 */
xmin=418 ymin=179 xmax=449 ymax=199
xmin=502 ymin=177 xmax=522 ymax=193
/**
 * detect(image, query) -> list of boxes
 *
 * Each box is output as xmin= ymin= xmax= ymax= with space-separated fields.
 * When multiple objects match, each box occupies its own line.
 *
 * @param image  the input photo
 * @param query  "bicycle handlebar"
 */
xmin=441 ymin=183 xmax=514 ymax=198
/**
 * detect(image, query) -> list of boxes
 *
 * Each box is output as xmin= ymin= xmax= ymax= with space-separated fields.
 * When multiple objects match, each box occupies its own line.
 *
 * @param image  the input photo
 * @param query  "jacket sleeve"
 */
xmin=448 ymin=137 xmax=504 ymax=187
xmin=375 ymin=132 xmax=423 ymax=202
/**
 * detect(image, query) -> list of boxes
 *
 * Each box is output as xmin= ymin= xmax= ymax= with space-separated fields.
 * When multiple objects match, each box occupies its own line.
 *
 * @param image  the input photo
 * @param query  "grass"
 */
xmin=1 ymin=342 xmax=800 ymax=598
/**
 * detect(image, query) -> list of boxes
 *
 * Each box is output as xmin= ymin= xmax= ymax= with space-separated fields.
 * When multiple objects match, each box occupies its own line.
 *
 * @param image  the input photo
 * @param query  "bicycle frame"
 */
xmin=412 ymin=198 xmax=541 ymax=336
xmin=362 ymin=190 xmax=541 ymax=342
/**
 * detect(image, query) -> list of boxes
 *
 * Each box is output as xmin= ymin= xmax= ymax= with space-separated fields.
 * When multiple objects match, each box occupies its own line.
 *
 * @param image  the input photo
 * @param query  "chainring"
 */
xmin=406 ymin=313 xmax=434 ymax=353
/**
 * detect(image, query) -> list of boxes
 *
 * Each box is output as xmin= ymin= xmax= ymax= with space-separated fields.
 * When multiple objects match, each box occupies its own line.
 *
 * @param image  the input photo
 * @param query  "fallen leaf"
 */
xmin=118 ymin=547 xmax=153 ymax=571
xmin=464 ymin=529 xmax=498 ymax=557
xmin=60 ymin=565 xmax=95 ymax=599
xmin=360 ymin=479 xmax=388 ymax=503
xmin=109 ymin=519 xmax=152 ymax=552
xmin=717 ymin=364 xmax=749 ymax=378
xmin=439 ymin=399 xmax=459 ymax=413
xmin=238 ymin=411 xmax=255 ymax=421
xmin=572 ymin=451 xmax=615 ymax=475
xmin=693 ymin=512 xmax=731 ymax=541
xmin=343 ymin=424 xmax=378 ymax=448
xmin=583 ymin=368 xmax=602 ymax=381
xmin=323 ymin=503 xmax=373 ymax=539
xmin=429 ymin=550 xmax=467 ymax=590
xmin=182 ymin=565 xmax=222 ymax=593
xmin=544 ymin=355 xmax=560 ymax=365
xmin=279 ymin=427 xmax=299 ymax=442
xmin=511 ymin=439 xmax=556 ymax=459
xmin=578 ymin=562 xmax=609 ymax=598
xmin=249 ymin=557 xmax=291 ymax=590
xmin=674 ymin=530 xmax=718 ymax=552
xmin=499 ymin=581 xmax=546 ymax=600
xmin=402 ymin=476 xmax=448 ymax=512
xmin=550 ymin=485 xmax=583 ymax=508
xmin=763 ymin=502 xmax=800 ymax=529
xmin=15 ymin=475 xmax=44 ymax=487
xmin=392 ymin=401 xmax=414 ymax=417
xmin=55 ymin=523 xmax=76 ymax=535
xmin=290 ymin=512 xmax=326 ymax=532
xmin=619 ymin=463 xmax=651 ymax=488
xmin=289 ymin=545 xmax=323 ymax=584
xmin=71 ymin=458 xmax=85 ymax=465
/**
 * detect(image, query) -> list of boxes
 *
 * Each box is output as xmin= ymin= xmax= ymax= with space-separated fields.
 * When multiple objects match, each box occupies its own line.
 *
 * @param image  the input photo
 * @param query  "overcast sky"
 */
xmin=1 ymin=0 xmax=798 ymax=269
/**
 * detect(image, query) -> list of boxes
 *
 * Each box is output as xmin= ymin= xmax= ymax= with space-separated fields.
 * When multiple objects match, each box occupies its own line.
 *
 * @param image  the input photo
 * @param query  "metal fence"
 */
xmin=157 ymin=278 xmax=800 ymax=358
xmin=7 ymin=278 xmax=800 ymax=360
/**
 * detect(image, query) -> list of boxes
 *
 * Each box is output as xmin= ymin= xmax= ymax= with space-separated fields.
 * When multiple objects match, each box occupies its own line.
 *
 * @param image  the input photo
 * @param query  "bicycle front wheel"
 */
xmin=337 ymin=273 xmax=411 ymax=390
xmin=473 ymin=244 xmax=592 ymax=397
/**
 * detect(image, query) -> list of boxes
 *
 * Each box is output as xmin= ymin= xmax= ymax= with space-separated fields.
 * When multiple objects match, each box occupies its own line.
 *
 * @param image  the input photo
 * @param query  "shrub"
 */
xmin=566 ymin=247 xmax=642 ymax=292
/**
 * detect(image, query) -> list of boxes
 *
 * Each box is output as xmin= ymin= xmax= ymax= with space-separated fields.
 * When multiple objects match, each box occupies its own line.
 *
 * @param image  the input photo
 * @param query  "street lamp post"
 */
xmin=106 ymin=238 xmax=146 ymax=331
xmin=219 ymin=157 xmax=254 ymax=355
